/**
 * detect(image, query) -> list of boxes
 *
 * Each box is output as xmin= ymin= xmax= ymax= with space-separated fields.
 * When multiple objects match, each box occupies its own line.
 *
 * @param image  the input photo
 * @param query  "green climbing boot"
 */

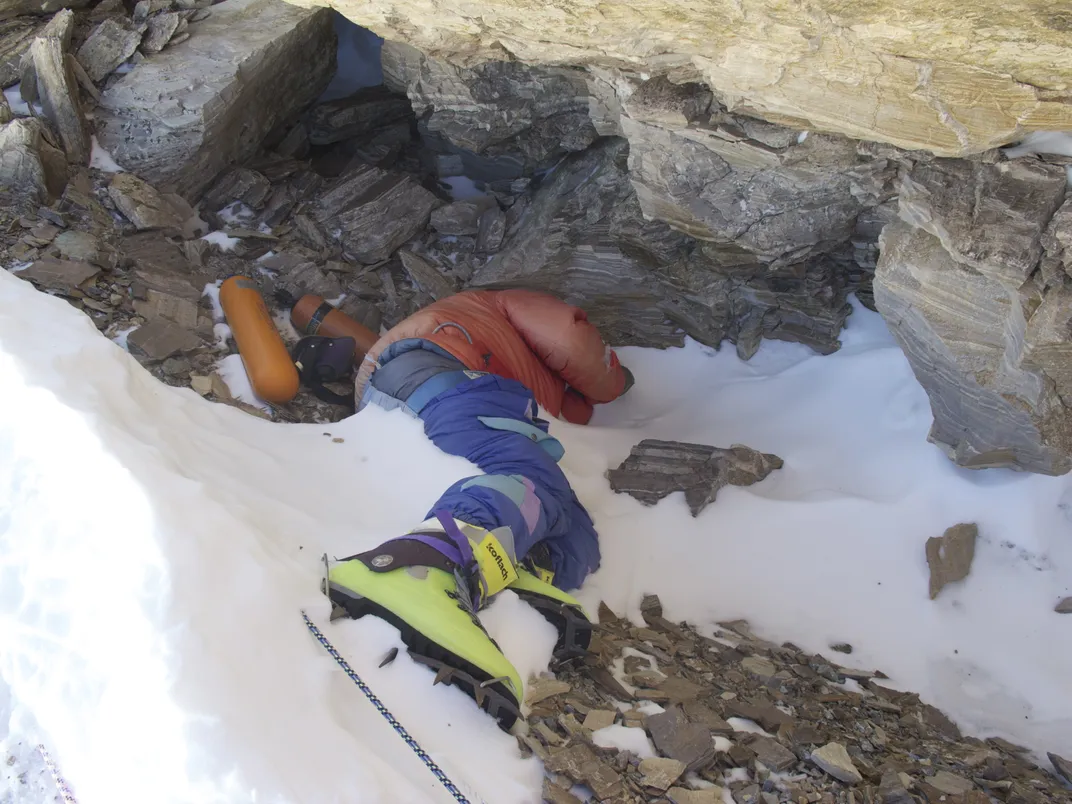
xmin=323 ymin=518 xmax=525 ymax=730
xmin=510 ymin=567 xmax=593 ymax=661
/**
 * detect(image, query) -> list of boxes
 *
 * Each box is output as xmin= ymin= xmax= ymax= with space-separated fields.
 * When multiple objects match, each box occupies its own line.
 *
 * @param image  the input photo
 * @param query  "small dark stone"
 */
xmin=830 ymin=643 xmax=853 ymax=654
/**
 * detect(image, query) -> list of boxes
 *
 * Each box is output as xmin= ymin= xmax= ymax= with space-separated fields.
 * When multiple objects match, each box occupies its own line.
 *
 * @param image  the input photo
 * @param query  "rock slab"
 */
xmin=31 ymin=34 xmax=85 ymax=164
xmin=307 ymin=84 xmax=413 ymax=146
xmin=75 ymin=18 xmax=142 ymax=83
xmin=637 ymin=757 xmax=686 ymax=792
xmin=18 ymin=258 xmax=98 ymax=293
xmin=288 ymin=0 xmax=1072 ymax=156
xmin=875 ymin=160 xmax=1072 ymax=475
xmin=12 ymin=9 xmax=73 ymax=101
xmin=644 ymin=707 xmax=716 ymax=772
xmin=810 ymin=741 xmax=863 ymax=784
xmin=95 ymin=0 xmax=335 ymax=200
xmin=608 ymin=439 xmax=783 ymax=516
xmin=926 ymin=523 xmax=978 ymax=600
xmin=1051 ymin=752 xmax=1072 ymax=785
xmin=108 ymin=173 xmax=184 ymax=232
xmin=0 ymin=118 xmax=66 ymax=203
xmin=927 ymin=770 xmax=973 ymax=795
xmin=127 ymin=319 xmax=203 ymax=360
xmin=314 ymin=162 xmax=440 ymax=264
xmin=0 ymin=17 xmax=41 ymax=86
xmin=0 ymin=0 xmax=90 ymax=21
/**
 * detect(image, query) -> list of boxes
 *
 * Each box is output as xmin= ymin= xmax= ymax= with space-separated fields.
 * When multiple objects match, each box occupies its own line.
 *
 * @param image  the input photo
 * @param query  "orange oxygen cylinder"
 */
xmin=290 ymin=295 xmax=379 ymax=360
xmin=219 ymin=276 xmax=300 ymax=403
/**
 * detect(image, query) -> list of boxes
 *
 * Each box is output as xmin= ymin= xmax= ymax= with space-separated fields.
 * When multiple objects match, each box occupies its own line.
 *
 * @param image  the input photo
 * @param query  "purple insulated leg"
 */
xmin=417 ymin=375 xmax=602 ymax=592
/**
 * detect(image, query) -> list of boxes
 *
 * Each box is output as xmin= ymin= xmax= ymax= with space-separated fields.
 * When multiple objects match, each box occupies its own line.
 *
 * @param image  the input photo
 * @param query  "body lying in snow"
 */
xmin=325 ymin=289 xmax=634 ymax=730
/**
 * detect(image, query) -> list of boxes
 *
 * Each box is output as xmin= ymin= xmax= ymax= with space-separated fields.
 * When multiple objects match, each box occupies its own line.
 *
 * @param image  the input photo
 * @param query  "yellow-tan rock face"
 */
xmin=288 ymin=0 xmax=1072 ymax=156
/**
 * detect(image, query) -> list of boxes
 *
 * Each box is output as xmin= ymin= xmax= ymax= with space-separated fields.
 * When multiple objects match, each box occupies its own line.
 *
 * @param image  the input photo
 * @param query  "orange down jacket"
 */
xmin=355 ymin=290 xmax=629 ymax=424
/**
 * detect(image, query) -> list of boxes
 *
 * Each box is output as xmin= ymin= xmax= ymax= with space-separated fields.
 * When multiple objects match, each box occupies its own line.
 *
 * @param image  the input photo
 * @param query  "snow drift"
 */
xmin=1 ymin=266 xmax=1070 ymax=803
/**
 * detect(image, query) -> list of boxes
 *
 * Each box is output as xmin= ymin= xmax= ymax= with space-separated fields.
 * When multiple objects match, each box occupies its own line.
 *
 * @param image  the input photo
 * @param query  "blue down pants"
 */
xmin=363 ymin=342 xmax=600 ymax=591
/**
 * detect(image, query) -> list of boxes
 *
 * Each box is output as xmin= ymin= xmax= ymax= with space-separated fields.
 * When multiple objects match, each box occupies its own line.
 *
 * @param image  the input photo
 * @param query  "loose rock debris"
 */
xmin=516 ymin=594 xmax=1072 ymax=803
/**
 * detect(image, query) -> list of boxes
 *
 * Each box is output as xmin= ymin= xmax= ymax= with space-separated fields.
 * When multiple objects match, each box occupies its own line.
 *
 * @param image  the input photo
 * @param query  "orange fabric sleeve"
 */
xmin=560 ymin=388 xmax=595 ymax=425
xmin=496 ymin=289 xmax=627 ymax=405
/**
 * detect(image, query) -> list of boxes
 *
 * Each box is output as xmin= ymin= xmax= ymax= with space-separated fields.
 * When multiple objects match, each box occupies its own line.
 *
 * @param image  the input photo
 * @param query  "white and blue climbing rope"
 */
xmin=300 ymin=610 xmax=472 ymax=804
xmin=37 ymin=743 xmax=78 ymax=804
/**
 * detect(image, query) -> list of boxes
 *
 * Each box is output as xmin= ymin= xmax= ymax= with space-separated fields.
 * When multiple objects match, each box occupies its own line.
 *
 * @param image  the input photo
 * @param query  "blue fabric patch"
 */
xmin=406 ymin=370 xmax=483 ymax=414
xmin=360 ymin=384 xmax=419 ymax=418
xmin=378 ymin=337 xmax=459 ymax=365
xmin=461 ymin=474 xmax=528 ymax=506
xmin=476 ymin=416 xmax=565 ymax=462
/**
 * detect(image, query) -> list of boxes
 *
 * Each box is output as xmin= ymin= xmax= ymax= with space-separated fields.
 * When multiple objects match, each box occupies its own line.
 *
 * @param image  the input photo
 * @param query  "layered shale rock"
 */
xmin=875 ymin=160 xmax=1072 ymax=474
xmin=607 ymin=439 xmax=783 ymax=516
xmin=390 ymin=50 xmax=894 ymax=355
xmin=591 ymin=73 xmax=898 ymax=269
xmin=0 ymin=0 xmax=89 ymax=21
xmin=95 ymin=0 xmax=336 ymax=200
xmin=0 ymin=118 xmax=67 ymax=204
xmin=284 ymin=0 xmax=1072 ymax=157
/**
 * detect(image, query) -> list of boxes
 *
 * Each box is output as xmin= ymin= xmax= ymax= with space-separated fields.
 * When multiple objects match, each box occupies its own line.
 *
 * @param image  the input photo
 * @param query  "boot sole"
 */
xmin=327 ymin=582 xmax=521 ymax=731
xmin=512 ymin=590 xmax=593 ymax=662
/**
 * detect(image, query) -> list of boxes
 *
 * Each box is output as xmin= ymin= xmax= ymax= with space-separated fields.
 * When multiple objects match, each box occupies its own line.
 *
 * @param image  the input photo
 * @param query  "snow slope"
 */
xmin=1 ymin=267 xmax=1070 ymax=803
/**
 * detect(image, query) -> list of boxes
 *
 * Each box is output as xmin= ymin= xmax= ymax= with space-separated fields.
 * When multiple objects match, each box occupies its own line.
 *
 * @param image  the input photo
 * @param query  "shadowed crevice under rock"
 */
xmin=382 ymin=41 xmax=597 ymax=174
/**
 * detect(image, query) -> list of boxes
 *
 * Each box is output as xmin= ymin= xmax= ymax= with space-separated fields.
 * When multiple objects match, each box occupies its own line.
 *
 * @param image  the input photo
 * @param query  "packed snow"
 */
xmin=202 ymin=281 xmax=225 ymax=320
xmin=89 ymin=137 xmax=124 ymax=173
xmin=591 ymin=725 xmax=656 ymax=758
xmin=201 ymin=230 xmax=242 ymax=251
xmin=109 ymin=323 xmax=139 ymax=351
xmin=213 ymin=322 xmax=232 ymax=349
xmin=3 ymin=84 xmax=39 ymax=117
xmin=2 ymin=265 xmax=1072 ymax=803
xmin=217 ymin=201 xmax=258 ymax=226
xmin=1004 ymin=131 xmax=1072 ymax=159
xmin=216 ymin=353 xmax=270 ymax=411
xmin=727 ymin=718 xmax=771 ymax=737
